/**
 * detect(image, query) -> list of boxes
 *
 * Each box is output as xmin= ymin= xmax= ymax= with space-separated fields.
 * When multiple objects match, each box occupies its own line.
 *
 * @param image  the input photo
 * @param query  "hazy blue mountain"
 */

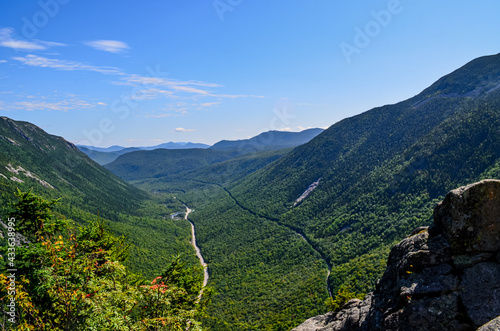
xmin=142 ymin=142 xmax=211 ymax=150
xmin=210 ymin=128 xmax=324 ymax=154
xmin=78 ymin=142 xmax=210 ymax=165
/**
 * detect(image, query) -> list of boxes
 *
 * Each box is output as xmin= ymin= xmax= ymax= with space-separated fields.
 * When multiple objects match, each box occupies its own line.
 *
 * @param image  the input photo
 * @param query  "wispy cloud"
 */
xmin=120 ymin=75 xmax=219 ymax=96
xmin=174 ymin=127 xmax=196 ymax=132
xmin=0 ymin=28 xmax=65 ymax=51
xmin=6 ymin=97 xmax=95 ymax=112
xmin=200 ymin=102 xmax=220 ymax=108
xmin=117 ymin=75 xmax=264 ymax=99
xmin=130 ymin=88 xmax=174 ymax=100
xmin=0 ymin=60 xmax=7 ymax=63
xmin=144 ymin=105 xmax=188 ymax=118
xmin=84 ymin=40 xmax=130 ymax=53
xmin=122 ymin=75 xmax=221 ymax=88
xmin=12 ymin=54 xmax=123 ymax=75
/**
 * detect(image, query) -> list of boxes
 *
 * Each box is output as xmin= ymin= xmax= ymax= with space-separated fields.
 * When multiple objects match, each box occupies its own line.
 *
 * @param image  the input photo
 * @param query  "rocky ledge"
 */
xmin=294 ymin=179 xmax=500 ymax=331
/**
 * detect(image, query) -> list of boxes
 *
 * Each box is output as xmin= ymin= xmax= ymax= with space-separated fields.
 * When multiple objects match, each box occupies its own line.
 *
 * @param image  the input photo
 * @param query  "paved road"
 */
xmin=184 ymin=205 xmax=209 ymax=300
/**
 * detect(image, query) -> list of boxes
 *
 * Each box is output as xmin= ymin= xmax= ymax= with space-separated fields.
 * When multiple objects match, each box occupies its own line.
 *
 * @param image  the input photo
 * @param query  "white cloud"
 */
xmin=200 ymin=102 xmax=221 ymax=107
xmin=122 ymin=75 xmax=221 ymax=88
xmin=0 ymin=60 xmax=7 ymax=63
xmin=120 ymin=75 xmax=218 ymax=96
xmin=174 ymin=127 xmax=196 ymax=132
xmin=117 ymin=75 xmax=264 ymax=99
xmin=12 ymin=54 xmax=123 ymax=75
xmin=131 ymin=88 xmax=174 ymax=100
xmin=84 ymin=40 xmax=130 ymax=53
xmin=0 ymin=28 xmax=65 ymax=51
xmin=8 ymin=98 xmax=95 ymax=112
xmin=97 ymin=102 xmax=107 ymax=106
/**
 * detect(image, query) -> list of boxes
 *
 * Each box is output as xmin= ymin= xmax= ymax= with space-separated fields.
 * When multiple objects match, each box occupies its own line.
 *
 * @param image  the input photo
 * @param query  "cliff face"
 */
xmin=294 ymin=179 xmax=500 ymax=331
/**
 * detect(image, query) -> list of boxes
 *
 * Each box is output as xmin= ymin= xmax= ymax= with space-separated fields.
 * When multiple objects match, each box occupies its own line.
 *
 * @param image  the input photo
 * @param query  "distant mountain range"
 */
xmin=102 ymin=128 xmax=325 ymax=178
xmin=77 ymin=142 xmax=211 ymax=165
xmin=79 ymin=130 xmax=324 ymax=166
xmin=79 ymin=142 xmax=211 ymax=153
xmin=210 ymin=128 xmax=324 ymax=153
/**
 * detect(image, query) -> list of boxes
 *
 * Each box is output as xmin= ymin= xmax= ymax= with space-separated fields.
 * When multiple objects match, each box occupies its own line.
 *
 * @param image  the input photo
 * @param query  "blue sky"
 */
xmin=0 ymin=0 xmax=499 ymax=147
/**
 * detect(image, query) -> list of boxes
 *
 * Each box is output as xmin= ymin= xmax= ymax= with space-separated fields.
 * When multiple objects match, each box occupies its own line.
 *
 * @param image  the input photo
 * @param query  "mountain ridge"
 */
xmin=210 ymin=128 xmax=324 ymax=153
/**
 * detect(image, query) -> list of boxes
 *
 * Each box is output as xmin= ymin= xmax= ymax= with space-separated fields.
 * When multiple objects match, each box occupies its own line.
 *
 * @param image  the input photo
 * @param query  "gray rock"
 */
xmin=461 ymin=262 xmax=500 ymax=327
xmin=433 ymin=179 xmax=500 ymax=254
xmin=382 ymin=293 xmax=464 ymax=331
xmin=452 ymin=253 xmax=493 ymax=270
xmin=292 ymin=295 xmax=372 ymax=331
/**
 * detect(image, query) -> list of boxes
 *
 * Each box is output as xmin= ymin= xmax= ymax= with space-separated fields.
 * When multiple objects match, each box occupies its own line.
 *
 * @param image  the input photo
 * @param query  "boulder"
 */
xmin=433 ymin=179 xmax=500 ymax=254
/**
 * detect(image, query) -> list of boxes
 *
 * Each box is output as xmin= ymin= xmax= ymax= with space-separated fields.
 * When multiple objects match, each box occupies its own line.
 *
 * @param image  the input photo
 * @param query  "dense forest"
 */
xmin=124 ymin=54 xmax=500 ymax=329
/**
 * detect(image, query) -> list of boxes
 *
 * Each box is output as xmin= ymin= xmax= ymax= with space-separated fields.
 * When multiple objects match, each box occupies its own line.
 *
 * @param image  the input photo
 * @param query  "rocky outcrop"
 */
xmin=293 ymin=179 xmax=500 ymax=331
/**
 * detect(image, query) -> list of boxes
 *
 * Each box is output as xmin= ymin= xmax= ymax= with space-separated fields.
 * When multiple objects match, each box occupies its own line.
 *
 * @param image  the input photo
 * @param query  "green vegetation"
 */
xmin=0 ymin=190 xmax=210 ymax=330
xmin=0 ymin=116 xmax=199 ymax=280
xmin=226 ymin=54 xmax=500 ymax=312
xmin=118 ymin=54 xmax=500 ymax=329
xmin=210 ymin=129 xmax=323 ymax=154
xmin=105 ymin=149 xmax=240 ymax=181
xmin=187 ymin=188 xmax=327 ymax=330
xmin=325 ymin=286 xmax=363 ymax=312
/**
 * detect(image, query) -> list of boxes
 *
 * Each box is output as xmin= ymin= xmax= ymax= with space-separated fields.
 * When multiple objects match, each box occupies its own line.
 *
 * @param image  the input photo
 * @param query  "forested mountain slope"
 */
xmin=105 ymin=148 xmax=240 ymax=181
xmin=229 ymin=53 xmax=500 ymax=296
xmin=141 ymin=53 xmax=500 ymax=330
xmin=210 ymin=129 xmax=324 ymax=154
xmin=78 ymin=142 xmax=211 ymax=165
xmin=0 ymin=117 xmax=197 ymax=277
